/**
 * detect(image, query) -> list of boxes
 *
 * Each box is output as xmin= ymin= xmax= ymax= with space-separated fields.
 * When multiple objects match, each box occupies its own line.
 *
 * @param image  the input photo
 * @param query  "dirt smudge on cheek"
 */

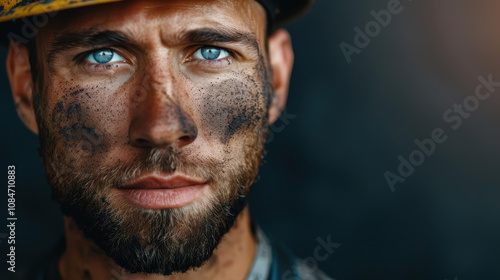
xmin=199 ymin=76 xmax=268 ymax=144
xmin=45 ymin=85 xmax=107 ymax=160
xmin=198 ymin=54 xmax=272 ymax=144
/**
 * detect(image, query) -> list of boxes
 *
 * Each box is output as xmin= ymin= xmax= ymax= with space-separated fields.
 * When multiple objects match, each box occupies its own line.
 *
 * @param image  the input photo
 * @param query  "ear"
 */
xmin=267 ymin=29 xmax=294 ymax=125
xmin=6 ymin=41 xmax=38 ymax=134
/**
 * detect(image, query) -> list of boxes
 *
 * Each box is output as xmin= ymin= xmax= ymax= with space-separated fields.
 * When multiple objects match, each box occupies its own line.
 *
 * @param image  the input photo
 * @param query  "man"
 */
xmin=2 ymin=0 xmax=330 ymax=279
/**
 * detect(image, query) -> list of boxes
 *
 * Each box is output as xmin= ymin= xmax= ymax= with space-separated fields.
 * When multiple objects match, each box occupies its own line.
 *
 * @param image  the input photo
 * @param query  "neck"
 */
xmin=58 ymin=206 xmax=256 ymax=280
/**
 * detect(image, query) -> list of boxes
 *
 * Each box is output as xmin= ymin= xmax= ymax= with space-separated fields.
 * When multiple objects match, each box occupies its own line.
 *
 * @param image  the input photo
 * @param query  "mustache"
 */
xmin=92 ymin=147 xmax=226 ymax=189
xmin=45 ymin=138 xmax=236 ymax=206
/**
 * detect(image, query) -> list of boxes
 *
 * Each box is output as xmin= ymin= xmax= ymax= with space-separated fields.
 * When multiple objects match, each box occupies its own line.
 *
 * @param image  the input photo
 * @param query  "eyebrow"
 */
xmin=47 ymin=29 xmax=130 ymax=65
xmin=47 ymin=27 xmax=260 ymax=66
xmin=180 ymin=28 xmax=259 ymax=52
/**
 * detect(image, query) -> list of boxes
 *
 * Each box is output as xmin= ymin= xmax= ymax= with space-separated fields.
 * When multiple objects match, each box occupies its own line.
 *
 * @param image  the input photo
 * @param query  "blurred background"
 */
xmin=2 ymin=0 xmax=500 ymax=279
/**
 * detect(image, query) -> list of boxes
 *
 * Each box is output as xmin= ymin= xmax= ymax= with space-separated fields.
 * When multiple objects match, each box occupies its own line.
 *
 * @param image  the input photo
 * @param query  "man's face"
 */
xmin=32 ymin=0 xmax=271 ymax=275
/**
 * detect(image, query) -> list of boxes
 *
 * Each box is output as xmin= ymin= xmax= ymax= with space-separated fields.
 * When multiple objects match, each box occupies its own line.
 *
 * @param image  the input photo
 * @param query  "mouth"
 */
xmin=115 ymin=173 xmax=208 ymax=209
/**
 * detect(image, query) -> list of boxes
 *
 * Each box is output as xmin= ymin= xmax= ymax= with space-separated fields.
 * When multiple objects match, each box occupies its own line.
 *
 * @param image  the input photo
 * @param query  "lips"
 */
xmin=121 ymin=174 xmax=206 ymax=189
xmin=115 ymin=174 xmax=208 ymax=209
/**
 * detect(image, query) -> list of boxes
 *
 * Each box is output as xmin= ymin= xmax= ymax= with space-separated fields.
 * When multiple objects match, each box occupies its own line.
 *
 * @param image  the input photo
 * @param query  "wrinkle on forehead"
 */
xmin=39 ymin=0 xmax=266 ymax=46
xmin=140 ymin=0 xmax=266 ymax=29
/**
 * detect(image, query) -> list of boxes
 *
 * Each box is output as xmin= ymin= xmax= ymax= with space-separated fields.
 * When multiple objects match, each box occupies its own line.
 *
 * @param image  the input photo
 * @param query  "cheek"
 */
xmin=41 ymin=79 xmax=129 ymax=160
xmin=195 ymin=77 xmax=269 ymax=144
xmin=41 ymin=65 xmax=134 ymax=137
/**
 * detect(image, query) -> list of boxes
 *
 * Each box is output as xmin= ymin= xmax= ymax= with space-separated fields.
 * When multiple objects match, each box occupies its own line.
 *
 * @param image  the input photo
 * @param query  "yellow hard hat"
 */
xmin=0 ymin=0 xmax=313 ymax=46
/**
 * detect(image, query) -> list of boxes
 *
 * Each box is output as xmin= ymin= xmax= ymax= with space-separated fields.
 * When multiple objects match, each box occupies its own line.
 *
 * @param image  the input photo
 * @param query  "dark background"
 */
xmin=2 ymin=0 xmax=500 ymax=279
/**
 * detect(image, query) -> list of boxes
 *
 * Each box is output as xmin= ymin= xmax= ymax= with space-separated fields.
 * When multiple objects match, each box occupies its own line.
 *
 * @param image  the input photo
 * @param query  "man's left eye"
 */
xmin=85 ymin=49 xmax=124 ymax=64
xmin=193 ymin=47 xmax=230 ymax=60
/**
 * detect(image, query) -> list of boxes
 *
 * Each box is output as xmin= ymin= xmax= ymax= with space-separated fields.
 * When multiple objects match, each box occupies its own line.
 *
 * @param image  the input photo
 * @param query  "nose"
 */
xmin=129 ymin=93 xmax=197 ymax=149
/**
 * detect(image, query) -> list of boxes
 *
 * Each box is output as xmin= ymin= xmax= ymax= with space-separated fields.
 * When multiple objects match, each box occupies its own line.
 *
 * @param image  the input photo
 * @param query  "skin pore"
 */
xmin=7 ymin=0 xmax=294 ymax=279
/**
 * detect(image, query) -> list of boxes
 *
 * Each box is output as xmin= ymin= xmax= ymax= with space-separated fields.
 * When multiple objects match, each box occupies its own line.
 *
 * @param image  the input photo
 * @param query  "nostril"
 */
xmin=177 ymin=136 xmax=194 ymax=147
xmin=135 ymin=138 xmax=150 ymax=146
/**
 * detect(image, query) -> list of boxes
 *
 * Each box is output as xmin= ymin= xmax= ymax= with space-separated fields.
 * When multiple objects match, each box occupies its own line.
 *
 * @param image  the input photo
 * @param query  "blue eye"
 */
xmin=193 ymin=47 xmax=230 ymax=60
xmin=85 ymin=49 xmax=124 ymax=64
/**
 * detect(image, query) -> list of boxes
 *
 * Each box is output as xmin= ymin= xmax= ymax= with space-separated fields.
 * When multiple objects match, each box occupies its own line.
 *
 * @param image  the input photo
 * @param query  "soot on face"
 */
xmin=42 ymin=82 xmax=115 ymax=168
xmin=199 ymin=78 xmax=260 ymax=143
xmin=198 ymin=60 xmax=271 ymax=144
xmin=36 ymin=26 xmax=274 ymax=275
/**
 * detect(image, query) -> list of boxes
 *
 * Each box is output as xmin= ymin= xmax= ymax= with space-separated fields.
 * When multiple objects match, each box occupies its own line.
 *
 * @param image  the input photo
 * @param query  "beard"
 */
xmin=38 ymin=123 xmax=267 ymax=275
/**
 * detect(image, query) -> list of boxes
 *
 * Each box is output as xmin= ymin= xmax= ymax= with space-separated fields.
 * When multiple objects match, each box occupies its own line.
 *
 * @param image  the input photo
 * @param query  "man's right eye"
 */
xmin=85 ymin=49 xmax=125 ymax=64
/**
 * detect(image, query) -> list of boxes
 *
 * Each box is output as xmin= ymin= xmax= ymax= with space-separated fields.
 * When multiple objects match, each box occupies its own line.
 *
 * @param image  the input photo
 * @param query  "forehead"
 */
xmin=39 ymin=0 xmax=267 ymax=45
